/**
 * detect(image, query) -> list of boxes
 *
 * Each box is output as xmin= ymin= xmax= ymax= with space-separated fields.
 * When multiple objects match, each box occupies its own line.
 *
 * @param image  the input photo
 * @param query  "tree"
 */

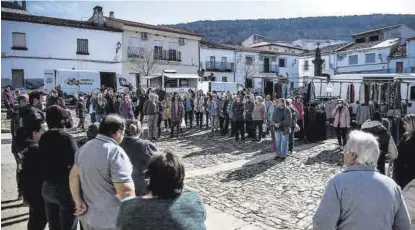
xmin=237 ymin=54 xmax=257 ymax=88
xmin=126 ymin=46 xmax=157 ymax=88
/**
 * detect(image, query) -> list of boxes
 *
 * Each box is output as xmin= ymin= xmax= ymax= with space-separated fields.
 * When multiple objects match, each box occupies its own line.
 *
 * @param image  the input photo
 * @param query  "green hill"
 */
xmin=166 ymin=14 xmax=415 ymax=44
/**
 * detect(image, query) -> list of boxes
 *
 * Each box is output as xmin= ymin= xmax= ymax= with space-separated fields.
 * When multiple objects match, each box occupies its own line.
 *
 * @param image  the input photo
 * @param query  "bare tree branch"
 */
xmin=126 ymin=45 xmax=156 ymax=77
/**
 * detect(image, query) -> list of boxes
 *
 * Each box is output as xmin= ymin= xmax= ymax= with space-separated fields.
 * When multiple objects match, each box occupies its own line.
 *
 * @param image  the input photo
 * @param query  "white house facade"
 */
xmin=199 ymin=40 xmax=236 ymax=83
xmin=1 ymin=5 xmax=123 ymax=89
xmin=104 ymin=10 xmax=203 ymax=90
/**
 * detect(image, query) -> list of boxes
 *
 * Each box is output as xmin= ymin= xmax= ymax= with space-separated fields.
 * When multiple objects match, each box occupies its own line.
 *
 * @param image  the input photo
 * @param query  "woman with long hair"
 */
xmin=161 ymin=94 xmax=172 ymax=131
xmin=120 ymin=94 xmax=135 ymax=119
xmin=170 ymin=93 xmax=184 ymax=138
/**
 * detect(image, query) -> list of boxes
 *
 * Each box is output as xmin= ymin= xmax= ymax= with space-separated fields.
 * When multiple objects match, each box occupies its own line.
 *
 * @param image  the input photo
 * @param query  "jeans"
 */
xmin=95 ymin=113 xmax=105 ymax=122
xmin=253 ymin=120 xmax=264 ymax=140
xmin=210 ymin=116 xmax=219 ymax=131
xmin=90 ymin=112 xmax=96 ymax=123
xmin=147 ymin=115 xmax=158 ymax=138
xmin=28 ymin=197 xmax=47 ymax=230
xmin=185 ymin=111 xmax=194 ymax=128
xmin=42 ymin=181 xmax=78 ymax=230
xmin=288 ymin=131 xmax=295 ymax=152
xmin=195 ymin=112 xmax=203 ymax=128
xmin=275 ymin=130 xmax=289 ymax=157
xmin=205 ymin=112 xmax=210 ymax=128
xmin=221 ymin=117 xmax=229 ymax=134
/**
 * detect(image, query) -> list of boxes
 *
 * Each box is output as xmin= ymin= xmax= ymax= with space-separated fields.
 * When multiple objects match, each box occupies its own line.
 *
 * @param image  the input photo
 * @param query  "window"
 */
xmin=304 ymin=60 xmax=309 ymax=70
xmin=154 ymin=46 xmax=163 ymax=60
xmin=245 ymin=56 xmax=253 ymax=65
xmin=396 ymin=62 xmax=404 ymax=73
xmin=222 ymin=77 xmax=228 ymax=82
xmin=410 ymin=86 xmax=415 ymax=100
xmin=128 ymin=37 xmax=140 ymax=58
xmin=271 ymin=57 xmax=277 ymax=62
xmin=278 ymin=58 xmax=286 ymax=67
xmin=77 ymin=39 xmax=89 ymax=55
xmin=348 ymin=55 xmax=358 ymax=65
xmin=369 ymin=35 xmax=379 ymax=42
xmin=179 ymin=38 xmax=185 ymax=45
xmin=365 ymin=53 xmax=376 ymax=63
xmin=168 ymin=43 xmax=178 ymax=61
xmin=179 ymin=79 xmax=188 ymax=87
xmin=12 ymin=69 xmax=24 ymax=88
xmin=355 ymin=38 xmax=365 ymax=43
xmin=12 ymin=32 xmax=27 ymax=50
xmin=141 ymin=32 xmax=148 ymax=40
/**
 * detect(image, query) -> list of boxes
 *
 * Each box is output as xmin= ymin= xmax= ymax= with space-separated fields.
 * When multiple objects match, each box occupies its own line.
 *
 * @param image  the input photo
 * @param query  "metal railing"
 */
xmin=127 ymin=46 xmax=142 ymax=58
xmin=205 ymin=61 xmax=235 ymax=72
xmin=260 ymin=64 xmax=279 ymax=73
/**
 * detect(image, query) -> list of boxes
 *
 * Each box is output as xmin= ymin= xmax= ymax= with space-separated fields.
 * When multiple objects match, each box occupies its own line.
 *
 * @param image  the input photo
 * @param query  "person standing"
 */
xmin=232 ymin=95 xmax=245 ymax=142
xmin=207 ymin=94 xmax=220 ymax=135
xmin=293 ymin=98 xmax=304 ymax=140
xmin=46 ymin=90 xmax=59 ymax=108
xmin=394 ymin=114 xmax=415 ymax=189
xmin=221 ymin=95 xmax=230 ymax=136
xmin=161 ymin=94 xmax=172 ymax=131
xmin=87 ymin=92 xmax=97 ymax=123
xmin=194 ymin=91 xmax=205 ymax=129
xmin=21 ymin=119 xmax=47 ymax=230
xmin=120 ymin=94 xmax=135 ymax=120
xmin=138 ymin=90 xmax=149 ymax=123
xmin=286 ymin=99 xmax=299 ymax=155
xmin=120 ymin=120 xmax=156 ymax=196
xmin=267 ymin=99 xmax=277 ymax=150
xmin=227 ymin=95 xmax=235 ymax=137
xmin=184 ymin=94 xmax=194 ymax=129
xmin=252 ymin=96 xmax=267 ymax=142
xmin=69 ymin=114 xmax=135 ymax=230
xmin=361 ymin=112 xmax=398 ymax=175
xmin=94 ymin=93 xmax=107 ymax=122
xmin=273 ymin=98 xmax=292 ymax=159
xmin=313 ymin=130 xmax=411 ymax=230
xmin=204 ymin=93 xmax=211 ymax=129
xmin=244 ymin=96 xmax=255 ymax=138
xmin=114 ymin=95 xmax=122 ymax=115
xmin=143 ymin=94 xmax=159 ymax=141
xmin=3 ymin=86 xmax=14 ymax=110
xmin=75 ymin=94 xmax=88 ymax=130
xmin=170 ymin=93 xmax=184 ymax=138
xmin=105 ymin=89 xmax=116 ymax=114
xmin=332 ymin=99 xmax=350 ymax=147
xmin=40 ymin=105 xmax=78 ymax=230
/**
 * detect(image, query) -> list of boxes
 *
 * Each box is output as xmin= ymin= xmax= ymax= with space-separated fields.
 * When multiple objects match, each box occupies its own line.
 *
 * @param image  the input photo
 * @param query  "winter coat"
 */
xmin=207 ymin=100 xmax=220 ymax=117
xmin=138 ymin=95 xmax=149 ymax=113
xmin=402 ymin=179 xmax=415 ymax=228
xmin=194 ymin=96 xmax=205 ymax=113
xmin=47 ymin=96 xmax=59 ymax=107
xmin=106 ymin=95 xmax=116 ymax=113
xmin=393 ymin=132 xmax=415 ymax=189
xmin=161 ymin=99 xmax=171 ymax=120
xmin=332 ymin=106 xmax=350 ymax=128
xmin=252 ymin=102 xmax=266 ymax=121
xmin=244 ymin=101 xmax=255 ymax=121
xmin=143 ymin=100 xmax=158 ymax=115
xmin=120 ymin=101 xmax=135 ymax=119
xmin=272 ymin=106 xmax=292 ymax=134
xmin=94 ymin=99 xmax=107 ymax=115
xmin=293 ymin=102 xmax=304 ymax=120
xmin=232 ymin=101 xmax=244 ymax=121
xmin=227 ymin=100 xmax=234 ymax=120
xmin=170 ymin=100 xmax=184 ymax=123
xmin=3 ymin=89 xmax=14 ymax=106
xmin=267 ymin=105 xmax=275 ymax=122
xmin=75 ymin=99 xmax=87 ymax=119
xmin=361 ymin=120 xmax=398 ymax=175
xmin=114 ymin=101 xmax=121 ymax=114
xmin=288 ymin=105 xmax=299 ymax=128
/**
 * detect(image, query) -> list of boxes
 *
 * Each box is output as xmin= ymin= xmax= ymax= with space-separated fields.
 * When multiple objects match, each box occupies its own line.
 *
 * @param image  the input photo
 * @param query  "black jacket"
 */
xmin=361 ymin=120 xmax=391 ymax=174
xmin=393 ymin=132 xmax=415 ymax=188
xmin=21 ymin=141 xmax=44 ymax=203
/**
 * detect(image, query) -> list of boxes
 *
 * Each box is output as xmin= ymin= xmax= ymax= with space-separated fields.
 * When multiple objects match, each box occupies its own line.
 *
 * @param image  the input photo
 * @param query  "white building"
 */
xmin=293 ymin=39 xmax=348 ymax=50
xmin=388 ymin=37 xmax=415 ymax=73
xmin=199 ymin=40 xmax=236 ymax=83
xmin=1 ymin=3 xmax=123 ymax=90
xmin=241 ymin=34 xmax=305 ymax=54
xmin=103 ymin=10 xmax=203 ymax=91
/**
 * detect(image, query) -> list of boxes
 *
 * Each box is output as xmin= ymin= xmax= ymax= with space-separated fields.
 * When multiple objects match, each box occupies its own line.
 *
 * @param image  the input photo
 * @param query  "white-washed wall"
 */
xmin=336 ymin=48 xmax=390 ymax=73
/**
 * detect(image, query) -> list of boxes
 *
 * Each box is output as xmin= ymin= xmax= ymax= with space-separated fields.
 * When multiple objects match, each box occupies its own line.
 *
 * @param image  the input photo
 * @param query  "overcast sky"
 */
xmin=26 ymin=0 xmax=415 ymax=25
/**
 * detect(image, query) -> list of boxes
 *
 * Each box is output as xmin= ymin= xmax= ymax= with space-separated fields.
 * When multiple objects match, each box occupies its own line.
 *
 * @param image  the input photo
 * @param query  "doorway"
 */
xmin=263 ymin=58 xmax=270 ymax=73
xmin=264 ymin=79 xmax=273 ymax=97
xmin=100 ymin=72 xmax=116 ymax=91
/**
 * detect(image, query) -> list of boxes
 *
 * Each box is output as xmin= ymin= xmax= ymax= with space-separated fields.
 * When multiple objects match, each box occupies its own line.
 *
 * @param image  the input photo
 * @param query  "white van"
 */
xmin=197 ymin=81 xmax=244 ymax=94
xmin=44 ymin=69 xmax=133 ymax=95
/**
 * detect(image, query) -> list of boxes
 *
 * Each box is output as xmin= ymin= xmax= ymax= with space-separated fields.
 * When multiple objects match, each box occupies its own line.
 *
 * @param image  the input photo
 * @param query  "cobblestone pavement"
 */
xmin=1 ymin=109 xmax=344 ymax=229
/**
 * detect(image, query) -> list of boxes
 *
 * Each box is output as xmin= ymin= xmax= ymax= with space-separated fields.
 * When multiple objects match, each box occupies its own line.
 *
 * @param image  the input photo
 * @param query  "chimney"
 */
xmin=21 ymin=0 xmax=27 ymax=10
xmin=109 ymin=11 xmax=114 ymax=19
xmin=92 ymin=6 xmax=104 ymax=27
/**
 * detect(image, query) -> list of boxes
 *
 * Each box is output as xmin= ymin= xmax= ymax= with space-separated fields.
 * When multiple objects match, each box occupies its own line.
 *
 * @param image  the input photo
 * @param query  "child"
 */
xmin=75 ymin=93 xmax=88 ymax=130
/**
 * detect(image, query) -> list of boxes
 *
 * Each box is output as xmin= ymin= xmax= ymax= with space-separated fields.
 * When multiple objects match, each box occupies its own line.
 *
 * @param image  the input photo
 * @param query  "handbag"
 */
xmin=294 ymin=123 xmax=300 ymax=132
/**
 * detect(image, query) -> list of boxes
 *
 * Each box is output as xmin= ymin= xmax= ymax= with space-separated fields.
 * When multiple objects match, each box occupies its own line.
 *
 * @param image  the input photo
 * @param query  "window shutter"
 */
xmin=178 ymin=51 xmax=181 ymax=61
xmin=12 ymin=33 xmax=26 ymax=48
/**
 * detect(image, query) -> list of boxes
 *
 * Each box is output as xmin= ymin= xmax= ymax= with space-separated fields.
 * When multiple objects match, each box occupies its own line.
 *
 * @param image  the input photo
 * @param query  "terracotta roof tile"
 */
xmin=2 ymin=12 xmax=122 ymax=32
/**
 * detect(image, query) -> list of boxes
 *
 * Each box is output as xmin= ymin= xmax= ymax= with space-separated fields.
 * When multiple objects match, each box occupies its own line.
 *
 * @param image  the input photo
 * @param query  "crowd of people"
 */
xmin=3 ymin=84 xmax=415 ymax=229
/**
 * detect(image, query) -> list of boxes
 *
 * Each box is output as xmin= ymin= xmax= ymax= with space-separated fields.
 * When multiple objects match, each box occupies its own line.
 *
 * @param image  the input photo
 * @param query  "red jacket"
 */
xmin=293 ymin=102 xmax=304 ymax=120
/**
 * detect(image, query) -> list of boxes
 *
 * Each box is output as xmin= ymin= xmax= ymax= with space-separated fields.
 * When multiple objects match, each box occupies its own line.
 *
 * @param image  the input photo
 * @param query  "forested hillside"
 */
xmin=166 ymin=14 xmax=415 ymax=44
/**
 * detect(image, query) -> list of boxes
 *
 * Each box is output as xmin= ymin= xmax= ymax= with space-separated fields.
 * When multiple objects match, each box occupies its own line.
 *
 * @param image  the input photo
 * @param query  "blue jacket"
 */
xmin=207 ymin=100 xmax=219 ymax=117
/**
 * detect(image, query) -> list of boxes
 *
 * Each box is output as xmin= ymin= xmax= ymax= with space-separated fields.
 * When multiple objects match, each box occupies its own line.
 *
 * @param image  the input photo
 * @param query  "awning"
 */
xmin=164 ymin=74 xmax=201 ymax=79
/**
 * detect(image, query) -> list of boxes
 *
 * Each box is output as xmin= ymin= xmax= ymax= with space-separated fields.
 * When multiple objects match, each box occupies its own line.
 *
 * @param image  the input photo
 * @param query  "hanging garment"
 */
xmin=377 ymin=83 xmax=382 ymax=104
xmin=364 ymin=83 xmax=370 ymax=105
xmin=324 ymin=100 xmax=336 ymax=120
xmin=359 ymin=83 xmax=365 ymax=104
xmin=395 ymin=82 xmax=402 ymax=106
xmin=350 ymin=83 xmax=355 ymax=104
xmin=356 ymin=105 xmax=371 ymax=125
xmin=346 ymin=84 xmax=351 ymax=104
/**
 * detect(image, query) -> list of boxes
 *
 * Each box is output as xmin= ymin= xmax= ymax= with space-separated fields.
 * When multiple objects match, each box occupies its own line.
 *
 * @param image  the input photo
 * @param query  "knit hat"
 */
xmin=87 ymin=122 xmax=100 ymax=138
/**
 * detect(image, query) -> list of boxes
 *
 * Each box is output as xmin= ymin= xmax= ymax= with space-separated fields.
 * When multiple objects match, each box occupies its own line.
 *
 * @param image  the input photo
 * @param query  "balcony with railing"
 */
xmin=260 ymin=64 xmax=279 ymax=73
xmin=389 ymin=67 xmax=415 ymax=73
xmin=205 ymin=61 xmax=235 ymax=72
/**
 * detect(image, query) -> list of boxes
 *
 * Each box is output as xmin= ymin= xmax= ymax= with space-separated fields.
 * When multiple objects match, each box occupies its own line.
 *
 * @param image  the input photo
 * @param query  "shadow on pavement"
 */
xmin=221 ymin=158 xmax=282 ymax=182
xmin=1 ymin=203 xmax=24 ymax=211
xmin=1 ymin=217 xmax=29 ymax=227
xmin=1 ymin=199 xmax=20 ymax=205
xmin=305 ymin=149 xmax=343 ymax=166
xmin=1 ymin=213 xmax=28 ymax=222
